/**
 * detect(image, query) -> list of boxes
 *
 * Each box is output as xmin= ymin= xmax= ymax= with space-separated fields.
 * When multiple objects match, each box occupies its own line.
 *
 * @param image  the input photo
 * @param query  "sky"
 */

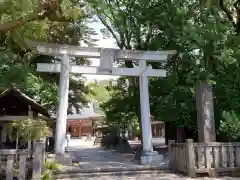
xmin=83 ymin=22 xmax=119 ymax=81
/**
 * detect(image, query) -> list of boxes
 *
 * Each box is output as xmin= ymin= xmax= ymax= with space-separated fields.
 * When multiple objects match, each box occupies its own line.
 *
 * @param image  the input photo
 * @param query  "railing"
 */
xmin=0 ymin=141 xmax=45 ymax=180
xmin=168 ymin=139 xmax=240 ymax=177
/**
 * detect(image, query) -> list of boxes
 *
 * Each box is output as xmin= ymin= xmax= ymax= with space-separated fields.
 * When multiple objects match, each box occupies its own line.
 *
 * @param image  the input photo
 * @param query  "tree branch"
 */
xmin=0 ymin=0 xmax=72 ymax=33
xmin=233 ymin=0 xmax=240 ymax=35
xmin=97 ymin=15 xmax=124 ymax=48
xmin=144 ymin=24 xmax=153 ymax=49
xmin=219 ymin=0 xmax=236 ymax=28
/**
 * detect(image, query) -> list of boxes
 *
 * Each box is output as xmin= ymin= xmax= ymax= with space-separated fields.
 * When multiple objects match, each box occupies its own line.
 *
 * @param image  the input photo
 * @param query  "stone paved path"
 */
xmin=70 ymin=146 xmax=168 ymax=169
xmin=61 ymin=138 xmax=238 ymax=180
xmin=60 ymin=173 xmax=239 ymax=180
xmin=69 ymin=138 xmax=168 ymax=170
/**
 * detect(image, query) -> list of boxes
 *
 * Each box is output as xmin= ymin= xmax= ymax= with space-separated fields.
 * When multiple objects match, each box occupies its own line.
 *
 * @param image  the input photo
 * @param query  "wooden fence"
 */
xmin=168 ymin=139 xmax=240 ymax=177
xmin=0 ymin=140 xmax=45 ymax=180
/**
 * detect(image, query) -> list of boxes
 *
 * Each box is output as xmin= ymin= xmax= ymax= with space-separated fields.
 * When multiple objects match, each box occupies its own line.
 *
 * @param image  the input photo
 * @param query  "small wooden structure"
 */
xmin=168 ymin=139 xmax=240 ymax=177
xmin=0 ymin=87 xmax=51 ymax=148
xmin=151 ymin=120 xmax=165 ymax=138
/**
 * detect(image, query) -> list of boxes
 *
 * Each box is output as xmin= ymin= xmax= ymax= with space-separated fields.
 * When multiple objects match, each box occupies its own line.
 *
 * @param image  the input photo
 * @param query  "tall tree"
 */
xmin=89 ymin=0 xmax=240 ymax=142
xmin=0 ymin=0 xmax=97 ymax=113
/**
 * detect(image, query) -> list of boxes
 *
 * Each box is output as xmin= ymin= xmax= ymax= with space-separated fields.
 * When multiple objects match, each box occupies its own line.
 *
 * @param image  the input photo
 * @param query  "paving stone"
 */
xmin=58 ymin=173 xmax=239 ymax=180
xmin=70 ymin=146 xmax=168 ymax=170
xmin=57 ymin=139 xmax=238 ymax=180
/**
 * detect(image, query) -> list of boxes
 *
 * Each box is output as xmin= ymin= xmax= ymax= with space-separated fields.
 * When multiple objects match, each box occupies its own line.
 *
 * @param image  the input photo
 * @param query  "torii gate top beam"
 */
xmin=27 ymin=40 xmax=176 ymax=62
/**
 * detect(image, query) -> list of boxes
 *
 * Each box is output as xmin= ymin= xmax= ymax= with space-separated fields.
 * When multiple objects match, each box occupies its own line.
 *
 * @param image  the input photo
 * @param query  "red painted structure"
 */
xmin=67 ymin=119 xmax=94 ymax=137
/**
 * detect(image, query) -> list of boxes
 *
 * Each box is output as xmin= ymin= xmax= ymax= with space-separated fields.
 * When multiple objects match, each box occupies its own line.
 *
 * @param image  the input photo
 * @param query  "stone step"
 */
xmin=55 ymin=168 xmax=171 ymax=179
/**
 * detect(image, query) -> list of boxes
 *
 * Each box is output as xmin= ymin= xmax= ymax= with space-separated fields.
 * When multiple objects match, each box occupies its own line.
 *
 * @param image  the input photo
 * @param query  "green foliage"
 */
xmin=41 ymin=160 xmax=61 ymax=180
xmin=218 ymin=110 xmax=240 ymax=141
xmin=8 ymin=119 xmax=50 ymax=146
xmin=44 ymin=160 xmax=61 ymax=170
xmin=0 ymin=0 xmax=98 ymax=112
xmin=87 ymin=80 xmax=111 ymax=104
xmin=88 ymin=0 xmax=240 ymax=140
xmin=101 ymin=77 xmax=140 ymax=130
xmin=0 ymin=50 xmax=59 ymax=110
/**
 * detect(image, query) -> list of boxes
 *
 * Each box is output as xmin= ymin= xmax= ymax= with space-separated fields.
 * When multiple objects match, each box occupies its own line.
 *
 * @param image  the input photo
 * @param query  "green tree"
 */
xmin=87 ymin=80 xmax=111 ymax=103
xmin=218 ymin=110 xmax=240 ymax=141
xmin=0 ymin=0 xmax=97 ymax=112
xmin=89 ymin=0 xmax=240 ymax=141
xmin=8 ymin=119 xmax=50 ymax=148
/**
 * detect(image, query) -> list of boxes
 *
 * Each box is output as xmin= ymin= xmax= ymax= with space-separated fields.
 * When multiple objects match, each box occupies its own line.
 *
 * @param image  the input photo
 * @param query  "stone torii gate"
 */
xmin=32 ymin=41 xmax=176 ymax=164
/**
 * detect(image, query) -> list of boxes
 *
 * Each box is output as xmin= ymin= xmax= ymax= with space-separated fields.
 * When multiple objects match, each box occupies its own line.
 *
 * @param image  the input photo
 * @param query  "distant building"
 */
xmin=150 ymin=115 xmax=165 ymax=138
xmin=151 ymin=120 xmax=165 ymax=137
xmin=66 ymin=101 xmax=104 ymax=137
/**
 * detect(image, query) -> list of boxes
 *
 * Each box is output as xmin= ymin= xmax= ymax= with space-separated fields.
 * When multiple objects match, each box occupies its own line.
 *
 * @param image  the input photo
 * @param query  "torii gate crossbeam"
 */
xmin=31 ymin=41 xmax=176 ymax=165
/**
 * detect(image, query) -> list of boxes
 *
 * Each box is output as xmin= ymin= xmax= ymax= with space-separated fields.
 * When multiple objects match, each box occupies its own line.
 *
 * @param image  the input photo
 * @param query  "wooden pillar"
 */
xmin=28 ymin=107 xmax=33 ymax=151
xmin=1 ymin=123 xmax=7 ymax=143
xmin=79 ymin=120 xmax=82 ymax=137
xmin=28 ymin=107 xmax=33 ymax=118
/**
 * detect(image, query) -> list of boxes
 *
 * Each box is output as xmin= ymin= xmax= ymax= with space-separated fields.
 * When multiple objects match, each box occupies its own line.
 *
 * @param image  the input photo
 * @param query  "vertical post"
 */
xmin=6 ymin=154 xmax=14 ymax=180
xmin=55 ymin=55 xmax=70 ymax=155
xmin=139 ymin=60 xmax=153 ymax=153
xmin=196 ymin=82 xmax=216 ymax=142
xmin=1 ymin=123 xmax=7 ymax=143
xmin=18 ymin=153 xmax=27 ymax=180
xmin=168 ymin=140 xmax=175 ymax=169
xmin=28 ymin=107 xmax=33 ymax=118
xmin=185 ymin=139 xmax=196 ymax=177
xmin=28 ymin=107 xmax=33 ymax=151
xmin=32 ymin=141 xmax=45 ymax=180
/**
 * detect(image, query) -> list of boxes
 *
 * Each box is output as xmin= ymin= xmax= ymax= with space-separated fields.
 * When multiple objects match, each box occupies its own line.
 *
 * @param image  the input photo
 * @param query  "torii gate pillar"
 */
xmin=138 ymin=60 xmax=161 ymax=164
xmin=33 ymin=42 xmax=176 ymax=165
xmin=55 ymin=55 xmax=70 ymax=155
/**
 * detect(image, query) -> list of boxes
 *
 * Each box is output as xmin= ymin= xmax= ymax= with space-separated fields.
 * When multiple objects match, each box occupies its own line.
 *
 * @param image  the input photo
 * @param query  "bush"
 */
xmin=41 ymin=160 xmax=61 ymax=180
xmin=102 ymin=133 xmax=120 ymax=149
xmin=218 ymin=110 xmax=240 ymax=141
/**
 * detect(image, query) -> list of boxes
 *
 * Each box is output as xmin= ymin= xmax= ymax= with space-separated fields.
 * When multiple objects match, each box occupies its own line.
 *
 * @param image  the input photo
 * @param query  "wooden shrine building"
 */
xmin=0 ymin=87 xmax=51 ymax=148
xmin=67 ymin=101 xmax=104 ymax=137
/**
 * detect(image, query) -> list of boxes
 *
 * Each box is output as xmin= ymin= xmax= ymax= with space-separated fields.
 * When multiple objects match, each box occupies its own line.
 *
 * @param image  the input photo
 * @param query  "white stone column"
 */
xmin=139 ymin=61 xmax=163 ymax=165
xmin=139 ymin=60 xmax=153 ymax=153
xmin=55 ymin=55 xmax=70 ymax=155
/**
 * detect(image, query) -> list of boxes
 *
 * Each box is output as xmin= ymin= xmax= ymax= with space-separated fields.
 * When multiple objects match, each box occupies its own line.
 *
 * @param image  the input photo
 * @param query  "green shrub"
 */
xmin=41 ymin=160 xmax=61 ymax=180
xmin=218 ymin=110 xmax=240 ymax=141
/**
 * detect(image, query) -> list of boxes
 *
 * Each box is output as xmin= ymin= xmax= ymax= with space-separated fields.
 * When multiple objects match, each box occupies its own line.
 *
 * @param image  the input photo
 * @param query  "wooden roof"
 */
xmin=0 ymin=87 xmax=50 ymax=117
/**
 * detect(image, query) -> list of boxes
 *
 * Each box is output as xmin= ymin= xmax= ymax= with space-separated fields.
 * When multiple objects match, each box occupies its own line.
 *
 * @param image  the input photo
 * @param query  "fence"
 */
xmin=168 ymin=139 xmax=240 ymax=177
xmin=0 ymin=140 xmax=45 ymax=180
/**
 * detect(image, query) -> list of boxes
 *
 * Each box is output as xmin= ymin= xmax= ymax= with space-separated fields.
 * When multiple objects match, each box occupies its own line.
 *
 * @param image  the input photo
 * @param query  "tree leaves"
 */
xmin=218 ymin=110 xmax=240 ymax=140
xmin=89 ymin=0 xmax=240 ymax=139
xmin=0 ymin=0 xmax=97 ymax=113
xmin=8 ymin=119 xmax=51 ymax=146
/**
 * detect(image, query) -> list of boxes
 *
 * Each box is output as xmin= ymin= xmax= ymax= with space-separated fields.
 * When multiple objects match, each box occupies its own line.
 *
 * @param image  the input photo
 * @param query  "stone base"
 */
xmin=47 ymin=153 xmax=72 ymax=165
xmin=140 ymin=151 xmax=163 ymax=165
